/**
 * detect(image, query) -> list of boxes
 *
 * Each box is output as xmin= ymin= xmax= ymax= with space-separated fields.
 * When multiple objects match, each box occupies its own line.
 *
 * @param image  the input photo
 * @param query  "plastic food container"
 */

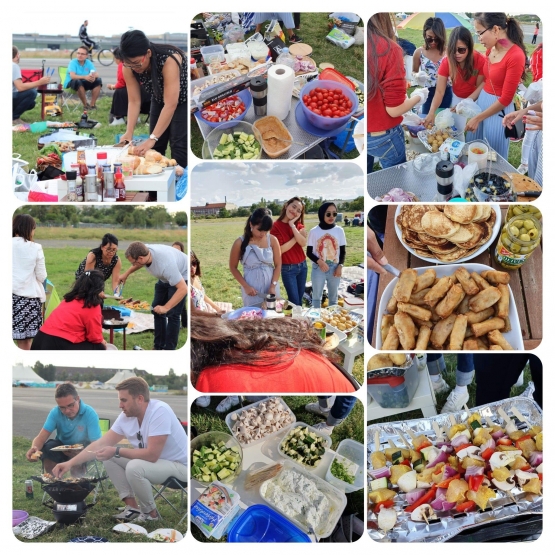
xmin=278 ymin=422 xmax=332 ymax=469
xmin=202 ymin=120 xmax=262 ymax=160
xmin=12 ymin=510 xmax=29 ymax=527
xmin=195 ymin=88 xmax=253 ymax=129
xmin=222 ymin=305 xmax=267 ymax=320
xmin=225 ymin=396 xmax=296 ymax=448
xmin=367 ymin=358 xmax=420 ymax=408
xmin=200 ymin=44 xmax=225 ymax=64
xmin=318 ymin=68 xmax=355 ymax=90
xmin=260 ymin=460 xmax=347 ymax=539
xmin=228 ymin=504 xmax=311 ymax=542
xmin=324 ymin=438 xmax=365 ymax=493
xmin=190 ymin=432 xmax=243 ymax=485
xmin=253 ymin=116 xmax=292 ymax=158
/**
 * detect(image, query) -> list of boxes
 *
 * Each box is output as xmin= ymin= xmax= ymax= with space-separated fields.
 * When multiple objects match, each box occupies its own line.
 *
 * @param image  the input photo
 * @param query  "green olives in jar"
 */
xmin=496 ymin=212 xmax=542 ymax=269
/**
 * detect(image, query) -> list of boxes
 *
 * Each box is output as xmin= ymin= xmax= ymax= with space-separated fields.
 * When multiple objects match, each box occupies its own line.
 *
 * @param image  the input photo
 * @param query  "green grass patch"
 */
xmin=13 ymin=436 xmax=187 ymax=542
xmin=32 ymin=226 xmax=187 ymax=243
xmin=190 ymin=395 xmax=364 ymax=542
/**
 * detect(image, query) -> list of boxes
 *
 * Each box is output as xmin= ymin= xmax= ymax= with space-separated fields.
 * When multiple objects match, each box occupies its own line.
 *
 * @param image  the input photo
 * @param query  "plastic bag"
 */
xmin=453 ymin=162 xmax=478 ymax=198
xmin=326 ymin=27 xmax=356 ymax=49
xmin=455 ymin=98 xmax=482 ymax=119
xmin=401 ymin=112 xmax=422 ymax=126
xmin=523 ymin=80 xmax=542 ymax=104
xmin=12 ymin=164 xmax=38 ymax=193
xmin=435 ymin=108 xmax=455 ymax=129
xmin=223 ymin=23 xmax=244 ymax=46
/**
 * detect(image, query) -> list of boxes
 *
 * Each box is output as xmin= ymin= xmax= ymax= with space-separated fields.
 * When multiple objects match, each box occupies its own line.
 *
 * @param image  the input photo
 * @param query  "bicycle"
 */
xmin=70 ymin=40 xmax=114 ymax=66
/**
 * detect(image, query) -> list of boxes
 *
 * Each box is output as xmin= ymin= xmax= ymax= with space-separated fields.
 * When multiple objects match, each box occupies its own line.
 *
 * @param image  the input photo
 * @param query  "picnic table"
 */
xmin=37 ymin=85 xmax=63 ymax=120
xmin=371 ymin=206 xmax=542 ymax=349
xmin=367 ymin=151 xmax=518 ymax=201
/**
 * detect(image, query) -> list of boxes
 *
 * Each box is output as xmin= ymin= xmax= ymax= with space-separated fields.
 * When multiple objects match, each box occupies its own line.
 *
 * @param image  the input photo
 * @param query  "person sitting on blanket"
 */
xmin=52 ymin=377 xmax=188 ymax=523
xmin=188 ymin=250 xmax=228 ymax=315
xmin=31 ymin=270 xmax=107 ymax=350
xmin=26 ymin=383 xmax=101 ymax=476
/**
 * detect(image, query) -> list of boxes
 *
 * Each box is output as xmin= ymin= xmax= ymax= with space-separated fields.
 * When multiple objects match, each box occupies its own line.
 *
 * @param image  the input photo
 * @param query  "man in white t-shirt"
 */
xmin=124 ymin=242 xmax=188 ymax=350
xmin=52 ymin=377 xmax=188 ymax=523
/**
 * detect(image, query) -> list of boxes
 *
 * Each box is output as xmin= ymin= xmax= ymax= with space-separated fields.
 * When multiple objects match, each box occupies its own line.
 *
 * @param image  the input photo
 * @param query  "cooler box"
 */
xmin=367 ymin=359 xmax=419 ymax=408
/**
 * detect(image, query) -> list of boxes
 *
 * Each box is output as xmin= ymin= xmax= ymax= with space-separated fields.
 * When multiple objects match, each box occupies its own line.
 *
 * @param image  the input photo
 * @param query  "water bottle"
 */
xmin=276 ymin=47 xmax=295 ymax=70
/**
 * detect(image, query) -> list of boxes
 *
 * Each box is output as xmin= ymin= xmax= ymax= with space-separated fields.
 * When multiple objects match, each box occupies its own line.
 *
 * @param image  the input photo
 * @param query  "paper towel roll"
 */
xmin=266 ymin=64 xmax=295 ymax=120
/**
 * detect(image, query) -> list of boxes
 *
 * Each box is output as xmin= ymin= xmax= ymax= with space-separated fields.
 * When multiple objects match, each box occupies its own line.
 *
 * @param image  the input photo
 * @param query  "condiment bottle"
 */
xmin=114 ymin=167 xmax=126 ymax=202
xmin=76 ymin=147 xmax=87 ymax=201
xmin=103 ymin=170 xmax=116 ymax=201
xmin=66 ymin=170 xmax=77 ymax=202
xmin=96 ymin=152 xmax=107 ymax=202
xmin=190 ymin=57 xmax=201 ymax=80
xmin=434 ymin=151 xmax=454 ymax=202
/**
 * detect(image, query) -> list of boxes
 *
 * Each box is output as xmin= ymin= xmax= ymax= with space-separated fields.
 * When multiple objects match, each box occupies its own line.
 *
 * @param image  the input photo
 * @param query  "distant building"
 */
xmin=191 ymin=202 xmax=238 ymax=216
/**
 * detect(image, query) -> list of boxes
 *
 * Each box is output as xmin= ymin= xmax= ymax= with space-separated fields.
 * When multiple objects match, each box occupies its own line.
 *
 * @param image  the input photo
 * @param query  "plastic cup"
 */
xmin=119 ymin=155 xmax=135 ymax=178
xmin=467 ymin=141 xmax=489 ymax=170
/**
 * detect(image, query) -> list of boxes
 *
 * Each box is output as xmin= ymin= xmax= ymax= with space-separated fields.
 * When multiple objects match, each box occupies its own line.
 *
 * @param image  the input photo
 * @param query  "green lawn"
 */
xmin=190 ymin=395 xmax=364 ymax=542
xmin=13 ymin=437 xmax=188 ymax=542
xmin=190 ymin=12 xmax=364 ymax=160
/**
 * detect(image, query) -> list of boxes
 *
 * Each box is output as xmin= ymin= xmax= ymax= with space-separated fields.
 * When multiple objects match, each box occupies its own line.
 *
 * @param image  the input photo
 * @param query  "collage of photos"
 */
xmin=10 ymin=6 xmax=544 ymax=548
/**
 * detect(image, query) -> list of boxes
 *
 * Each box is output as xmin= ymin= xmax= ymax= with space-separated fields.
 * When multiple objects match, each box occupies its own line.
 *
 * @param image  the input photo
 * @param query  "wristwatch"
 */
xmin=114 ymin=446 xmax=121 ymax=458
xmin=149 ymin=133 xmax=158 ymax=142
xmin=272 ymin=281 xmax=278 ymax=286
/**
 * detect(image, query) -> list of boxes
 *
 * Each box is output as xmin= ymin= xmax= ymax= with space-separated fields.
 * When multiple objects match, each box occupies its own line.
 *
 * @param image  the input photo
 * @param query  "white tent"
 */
xmin=12 ymin=364 xmax=47 ymax=384
xmin=105 ymin=369 xmax=138 ymax=386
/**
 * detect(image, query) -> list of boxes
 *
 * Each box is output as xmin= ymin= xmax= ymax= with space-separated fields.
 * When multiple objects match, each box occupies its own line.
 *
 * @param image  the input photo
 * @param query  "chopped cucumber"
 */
xmin=191 ymin=440 xmax=241 ymax=483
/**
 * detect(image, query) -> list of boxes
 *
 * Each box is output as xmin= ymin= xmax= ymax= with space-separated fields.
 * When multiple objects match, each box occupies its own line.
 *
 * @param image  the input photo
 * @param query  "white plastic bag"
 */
xmin=435 ymin=108 xmax=455 ymax=129
xmin=453 ymin=162 xmax=478 ymax=198
xmin=12 ymin=164 xmax=38 ymax=193
xmin=523 ymin=80 xmax=542 ymax=104
xmin=455 ymin=98 xmax=482 ymax=119
xmin=410 ymin=87 xmax=429 ymax=108
xmin=401 ymin=112 xmax=422 ymax=126
xmin=325 ymin=27 xmax=356 ymax=49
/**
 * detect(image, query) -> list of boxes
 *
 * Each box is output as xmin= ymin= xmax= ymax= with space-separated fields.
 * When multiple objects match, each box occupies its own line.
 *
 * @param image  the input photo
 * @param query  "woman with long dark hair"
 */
xmin=12 ymin=214 xmax=47 ymax=350
xmin=423 ymin=26 xmax=485 ymax=133
xmin=367 ymin=13 xmax=427 ymax=172
xmin=229 ymin=208 xmax=281 ymax=308
xmin=188 ymin=250 xmax=225 ymax=315
xmin=465 ymin=13 xmax=527 ymax=159
xmin=412 ymin=16 xmax=451 ymax=117
xmin=191 ymin=314 xmax=357 ymax=393
xmin=117 ymin=30 xmax=187 ymax=168
xmin=270 ymin=197 xmax=307 ymax=306
xmin=31 ymin=270 xmax=107 ymax=350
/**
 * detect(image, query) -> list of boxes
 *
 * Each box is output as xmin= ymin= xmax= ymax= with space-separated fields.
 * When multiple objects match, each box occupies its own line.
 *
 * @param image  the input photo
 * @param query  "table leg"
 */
xmin=41 ymin=93 xmax=46 ymax=121
xmin=341 ymin=350 xmax=355 ymax=375
xmin=123 ymin=329 xmax=126 ymax=350
xmin=109 ymin=329 xmax=114 ymax=344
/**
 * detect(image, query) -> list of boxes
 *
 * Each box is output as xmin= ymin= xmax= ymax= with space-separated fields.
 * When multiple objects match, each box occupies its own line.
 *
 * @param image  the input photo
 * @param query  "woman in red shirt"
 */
xmin=423 ymin=26 xmax=485 ymax=134
xmin=270 ymin=197 xmax=307 ymax=306
xmin=465 ymin=13 xmax=527 ymax=160
xmin=367 ymin=13 xmax=428 ymax=172
xmin=31 ymin=270 xmax=107 ymax=350
xmin=191 ymin=314 xmax=357 ymax=393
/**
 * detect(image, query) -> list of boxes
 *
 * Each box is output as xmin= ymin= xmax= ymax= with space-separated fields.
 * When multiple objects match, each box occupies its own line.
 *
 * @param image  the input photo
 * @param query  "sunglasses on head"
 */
xmin=456 ymin=47 xmax=468 ymax=54
xmin=326 ymin=212 xmax=337 ymax=217
xmin=426 ymin=36 xmax=439 ymax=44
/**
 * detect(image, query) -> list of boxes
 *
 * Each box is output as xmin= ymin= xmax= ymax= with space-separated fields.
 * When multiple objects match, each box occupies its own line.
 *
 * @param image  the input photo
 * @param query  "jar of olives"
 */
xmin=496 ymin=211 xmax=542 ymax=269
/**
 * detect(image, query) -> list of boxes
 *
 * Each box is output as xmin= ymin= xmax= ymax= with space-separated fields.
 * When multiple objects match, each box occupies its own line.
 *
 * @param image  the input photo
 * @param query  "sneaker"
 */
xmin=112 ymin=507 xmax=141 ymax=521
xmin=432 ymin=376 xmax=451 ymax=395
xmin=135 ymin=512 xmax=160 ymax=523
xmin=215 ymin=396 xmax=240 ymax=413
xmin=195 ymin=396 xmax=211 ymax=408
xmin=304 ymin=402 xmax=331 ymax=418
xmin=441 ymin=389 xmax=470 ymax=414
xmin=513 ymin=371 xmax=524 ymax=388
xmin=516 ymin=164 xmax=528 ymax=175
xmin=312 ymin=423 xmax=334 ymax=435
xmin=289 ymin=34 xmax=303 ymax=43
xmin=110 ymin=117 xmax=126 ymax=126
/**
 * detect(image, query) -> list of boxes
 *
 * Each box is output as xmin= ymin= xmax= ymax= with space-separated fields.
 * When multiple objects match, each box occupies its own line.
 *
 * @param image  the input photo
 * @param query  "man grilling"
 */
xmin=52 ymin=377 xmax=188 ymax=523
xmin=26 ymin=383 xmax=101 ymax=477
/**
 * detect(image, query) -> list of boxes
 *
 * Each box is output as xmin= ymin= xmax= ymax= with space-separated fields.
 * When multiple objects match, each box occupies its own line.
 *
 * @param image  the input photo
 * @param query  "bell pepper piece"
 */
xmin=404 ymin=485 xmax=438 ymax=512
xmin=468 ymin=474 xmax=485 ymax=492
xmin=438 ymin=473 xmax=461 ymax=489
xmin=455 ymin=500 xmax=477 ymax=513
xmin=374 ymin=499 xmax=395 ymax=513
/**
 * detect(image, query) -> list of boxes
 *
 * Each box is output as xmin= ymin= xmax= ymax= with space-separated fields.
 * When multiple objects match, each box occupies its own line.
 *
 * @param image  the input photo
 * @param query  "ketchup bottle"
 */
xmin=114 ymin=166 xmax=126 ymax=202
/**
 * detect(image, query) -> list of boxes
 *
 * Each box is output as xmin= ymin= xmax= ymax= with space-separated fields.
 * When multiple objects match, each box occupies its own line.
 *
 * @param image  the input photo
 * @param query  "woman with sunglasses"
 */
xmin=75 ymin=233 xmax=127 ymax=295
xmin=367 ymin=13 xmax=428 ymax=172
xmin=307 ymin=202 xmax=346 ymax=309
xmin=117 ymin=30 xmax=187 ymax=169
xmin=412 ymin=17 xmax=452 ymax=117
xmin=270 ymin=197 xmax=307 ymax=306
xmin=465 ymin=13 xmax=526 ymax=159
xmin=230 ymin=208 xmax=281 ymax=309
xmin=423 ymin=27 xmax=485 ymax=133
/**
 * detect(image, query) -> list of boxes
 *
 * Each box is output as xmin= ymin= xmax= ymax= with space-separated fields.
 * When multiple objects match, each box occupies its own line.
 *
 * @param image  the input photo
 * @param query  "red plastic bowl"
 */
xmin=13 ymin=510 xmax=29 ymax=527
xmin=298 ymin=80 xmax=358 ymax=132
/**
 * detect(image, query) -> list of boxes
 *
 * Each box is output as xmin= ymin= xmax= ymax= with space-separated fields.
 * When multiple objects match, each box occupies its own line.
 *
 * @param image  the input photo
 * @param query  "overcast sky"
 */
xmin=191 ymin=162 xmax=363 ymax=207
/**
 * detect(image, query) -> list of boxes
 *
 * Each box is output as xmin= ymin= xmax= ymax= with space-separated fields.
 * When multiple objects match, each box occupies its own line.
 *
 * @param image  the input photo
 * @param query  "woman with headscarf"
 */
xmin=306 ymin=202 xmax=347 ymax=308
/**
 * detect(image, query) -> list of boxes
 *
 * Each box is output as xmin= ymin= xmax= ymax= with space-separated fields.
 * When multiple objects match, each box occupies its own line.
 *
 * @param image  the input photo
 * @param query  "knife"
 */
xmin=517 ymin=191 xmax=541 ymax=197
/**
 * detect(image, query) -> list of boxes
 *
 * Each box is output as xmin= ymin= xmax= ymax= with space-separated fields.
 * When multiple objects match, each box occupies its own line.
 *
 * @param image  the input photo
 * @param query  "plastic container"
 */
xmin=367 ymin=358 xmax=420 ymax=408
xmin=190 ymin=432 xmax=243 ymax=485
xmin=298 ymin=80 xmax=358 ymax=132
xmin=278 ymin=422 xmax=332 ymax=469
xmin=318 ymin=68 xmax=355 ymax=90
xmin=12 ymin=510 xmax=29 ymax=527
xmin=190 ymin=69 xmax=241 ymax=94
xmin=467 ymin=140 xmax=489 ymax=170
xmin=202 ymin=120 xmax=262 ymax=160
xmin=195 ymin=88 xmax=253 ymax=129
xmin=30 ymin=121 xmax=48 ymax=133
xmin=228 ymin=504 xmax=311 ymax=543
xmin=324 ymin=439 xmax=364 ymax=493
xmin=253 ymin=116 xmax=292 ymax=158
xmin=200 ymin=44 xmax=225 ymax=64
xmin=276 ymin=47 xmax=296 ymax=70
xmin=225 ymin=397 xmax=296 ymax=448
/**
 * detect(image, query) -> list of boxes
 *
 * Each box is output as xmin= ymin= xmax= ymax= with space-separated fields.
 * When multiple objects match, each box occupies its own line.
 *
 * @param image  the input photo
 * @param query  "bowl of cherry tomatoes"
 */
xmin=195 ymin=88 xmax=252 ymax=128
xmin=299 ymin=80 xmax=358 ymax=131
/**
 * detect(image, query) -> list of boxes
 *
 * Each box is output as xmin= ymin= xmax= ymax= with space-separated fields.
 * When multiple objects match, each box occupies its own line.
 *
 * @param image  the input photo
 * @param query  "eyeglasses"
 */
xmin=77 ymin=52 xmax=88 ymax=56
xmin=456 ymin=47 xmax=468 ymax=54
xmin=326 ymin=212 xmax=338 ymax=217
xmin=123 ymin=54 xmax=146 ymax=69
xmin=105 ymin=247 xmax=117 ymax=253
xmin=425 ymin=37 xmax=439 ymax=44
xmin=476 ymin=27 xmax=492 ymax=37
xmin=59 ymin=401 xmax=77 ymax=411
xmin=137 ymin=431 xmax=144 ymax=448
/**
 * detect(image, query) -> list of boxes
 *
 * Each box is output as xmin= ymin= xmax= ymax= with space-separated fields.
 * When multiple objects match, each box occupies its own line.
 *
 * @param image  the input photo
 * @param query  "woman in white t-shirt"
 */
xmin=306 ymin=202 xmax=347 ymax=308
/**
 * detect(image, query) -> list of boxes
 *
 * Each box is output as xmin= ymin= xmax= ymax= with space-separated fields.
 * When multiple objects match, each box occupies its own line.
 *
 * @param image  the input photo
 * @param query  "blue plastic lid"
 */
xmin=227 ymin=505 xmax=311 ymax=543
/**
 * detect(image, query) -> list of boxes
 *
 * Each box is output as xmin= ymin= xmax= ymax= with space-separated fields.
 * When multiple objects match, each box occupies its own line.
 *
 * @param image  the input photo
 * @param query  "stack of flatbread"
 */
xmin=396 ymin=204 xmax=496 ymax=262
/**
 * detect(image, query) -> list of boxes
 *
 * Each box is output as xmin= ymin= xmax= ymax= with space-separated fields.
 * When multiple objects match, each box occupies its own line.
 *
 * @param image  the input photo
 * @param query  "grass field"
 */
xmin=13 ymin=437 xmax=188 ymax=542
xmin=190 ymin=395 xmax=364 ymax=543
xmin=190 ymin=12 xmax=364 ymax=160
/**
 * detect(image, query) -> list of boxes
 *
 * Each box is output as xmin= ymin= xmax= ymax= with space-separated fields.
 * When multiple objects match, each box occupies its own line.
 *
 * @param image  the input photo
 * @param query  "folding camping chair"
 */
xmin=151 ymin=476 xmax=188 ymax=525
xmin=58 ymin=66 xmax=81 ymax=112
xmin=21 ymin=68 xmax=43 ymax=83
xmin=85 ymin=418 xmax=111 ymax=493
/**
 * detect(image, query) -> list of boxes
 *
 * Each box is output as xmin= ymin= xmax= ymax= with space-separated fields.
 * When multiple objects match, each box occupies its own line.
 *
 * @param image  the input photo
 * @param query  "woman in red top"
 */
xmin=367 ymin=13 xmax=427 ymax=173
xmin=423 ymin=26 xmax=485 ymax=134
xmin=270 ymin=197 xmax=307 ymax=306
xmin=31 ymin=270 xmax=107 ymax=350
xmin=191 ymin=315 xmax=357 ymax=393
xmin=465 ymin=13 xmax=527 ymax=160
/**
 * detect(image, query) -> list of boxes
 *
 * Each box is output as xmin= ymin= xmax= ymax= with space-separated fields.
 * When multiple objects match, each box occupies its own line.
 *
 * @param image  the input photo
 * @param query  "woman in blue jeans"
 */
xmin=271 ymin=197 xmax=307 ymax=306
xmin=305 ymin=396 xmax=357 ymax=435
xmin=306 ymin=203 xmax=346 ymax=308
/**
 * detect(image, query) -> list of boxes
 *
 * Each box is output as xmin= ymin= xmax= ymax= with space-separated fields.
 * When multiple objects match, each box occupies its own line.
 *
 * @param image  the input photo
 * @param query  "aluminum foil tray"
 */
xmin=367 ymin=396 xmax=543 ymax=542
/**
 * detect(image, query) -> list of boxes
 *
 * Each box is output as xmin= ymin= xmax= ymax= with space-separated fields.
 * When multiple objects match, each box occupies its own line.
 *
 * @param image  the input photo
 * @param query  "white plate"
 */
xmin=353 ymin=119 xmax=364 ymax=154
xmin=394 ymin=204 xmax=502 ymax=264
xmin=50 ymin=445 xmax=83 ymax=451
xmin=147 ymin=528 xmax=183 ymax=542
xmin=112 ymin=523 xmax=148 ymax=535
xmin=375 ymin=263 xmax=524 ymax=350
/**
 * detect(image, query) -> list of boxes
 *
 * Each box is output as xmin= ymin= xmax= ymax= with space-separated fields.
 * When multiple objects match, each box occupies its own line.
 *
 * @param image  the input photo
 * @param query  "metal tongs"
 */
xmin=367 ymin=251 xmax=401 ymax=277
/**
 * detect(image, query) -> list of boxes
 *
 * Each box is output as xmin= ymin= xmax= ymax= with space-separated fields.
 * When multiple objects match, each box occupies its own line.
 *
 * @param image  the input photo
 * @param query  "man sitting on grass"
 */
xmin=64 ymin=46 xmax=102 ymax=110
xmin=26 ymin=383 xmax=101 ymax=477
xmin=52 ymin=377 xmax=188 ymax=523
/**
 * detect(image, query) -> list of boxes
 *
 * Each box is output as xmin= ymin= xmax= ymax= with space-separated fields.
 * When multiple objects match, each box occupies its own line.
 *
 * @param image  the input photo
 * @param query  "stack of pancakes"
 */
xmin=396 ymin=204 xmax=496 ymax=262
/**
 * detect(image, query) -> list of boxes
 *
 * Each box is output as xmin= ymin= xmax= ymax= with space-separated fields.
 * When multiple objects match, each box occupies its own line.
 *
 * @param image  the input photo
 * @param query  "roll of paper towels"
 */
xmin=266 ymin=64 xmax=295 ymax=120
